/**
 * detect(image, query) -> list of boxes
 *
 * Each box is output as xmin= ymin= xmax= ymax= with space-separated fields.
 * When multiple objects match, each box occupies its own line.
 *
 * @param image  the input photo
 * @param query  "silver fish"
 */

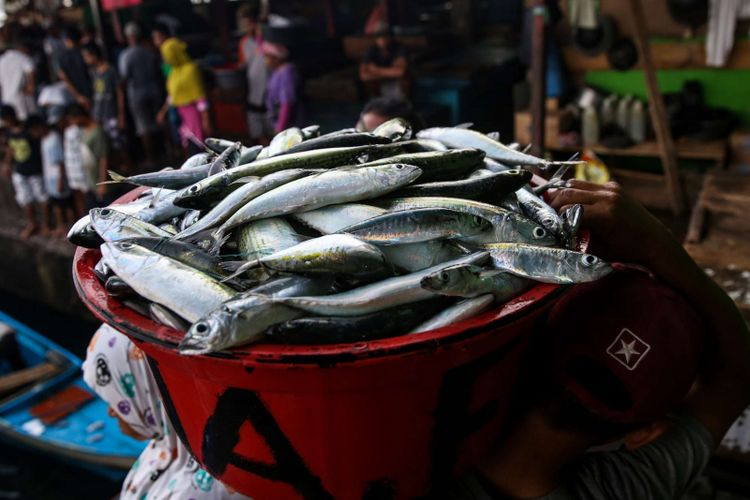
xmin=379 ymin=197 xmax=556 ymax=247
xmin=409 ymin=294 xmax=495 ymax=334
xmin=372 ymin=117 xmax=412 ymax=141
xmin=420 ymin=264 xmax=530 ymax=301
xmin=100 ymin=241 xmax=235 ymax=323
xmin=179 ymin=276 xmax=334 ymax=354
xmin=487 ymin=243 xmax=613 ymax=284
xmin=301 ymin=125 xmax=321 ymax=139
xmin=267 ymin=127 xmax=304 ymax=156
xmin=275 ymin=252 xmax=489 ymax=316
xmin=235 ymin=218 xmax=307 ymax=260
xmin=292 ymin=204 xmax=386 ymax=234
xmin=337 ymin=208 xmax=492 ymax=245
xmin=214 ymin=164 xmax=422 ymax=239
xmin=149 ymin=303 xmax=190 ymax=331
xmin=561 ymin=204 xmax=583 ymax=244
xmin=229 ymin=234 xmax=390 ymax=278
xmin=173 ymin=146 xmax=381 ymax=209
xmin=90 ymin=208 xmax=173 ymax=242
xmin=181 ymin=152 xmax=215 ymax=169
xmin=175 ymin=169 xmax=310 ymax=240
xmin=515 ymin=188 xmax=565 ymax=240
xmin=381 ymin=241 xmax=468 ymax=272
xmin=417 ymin=127 xmax=581 ymax=169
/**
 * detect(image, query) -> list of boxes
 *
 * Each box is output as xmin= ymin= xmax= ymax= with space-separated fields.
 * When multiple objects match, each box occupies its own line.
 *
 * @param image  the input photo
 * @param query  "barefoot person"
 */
xmin=2 ymin=108 xmax=48 ymax=239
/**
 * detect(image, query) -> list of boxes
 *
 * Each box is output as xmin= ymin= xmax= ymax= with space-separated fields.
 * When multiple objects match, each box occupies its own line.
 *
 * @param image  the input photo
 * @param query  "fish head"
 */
xmin=421 ymin=264 xmax=483 ymax=296
xmin=181 ymin=152 xmax=212 ymax=169
xmin=68 ymin=217 xmax=103 ymax=248
xmin=505 ymin=169 xmax=533 ymax=183
xmin=374 ymin=163 xmax=423 ymax=187
xmin=466 ymin=214 xmax=493 ymax=234
xmin=173 ymin=177 xmax=223 ymax=209
xmin=179 ymin=309 xmax=235 ymax=355
xmin=90 ymin=207 xmax=132 ymax=239
xmin=372 ymin=117 xmax=412 ymax=141
xmin=510 ymin=214 xmax=558 ymax=246
xmin=568 ymin=252 xmax=613 ymax=282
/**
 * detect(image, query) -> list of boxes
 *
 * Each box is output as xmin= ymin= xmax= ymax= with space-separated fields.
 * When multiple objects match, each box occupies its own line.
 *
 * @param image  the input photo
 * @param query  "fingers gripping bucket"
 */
xmin=73 ymin=190 xmax=586 ymax=499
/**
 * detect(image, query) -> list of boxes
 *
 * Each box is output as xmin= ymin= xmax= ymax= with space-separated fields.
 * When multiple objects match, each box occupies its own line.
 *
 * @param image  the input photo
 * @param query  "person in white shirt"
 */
xmin=0 ymin=37 xmax=38 ymax=121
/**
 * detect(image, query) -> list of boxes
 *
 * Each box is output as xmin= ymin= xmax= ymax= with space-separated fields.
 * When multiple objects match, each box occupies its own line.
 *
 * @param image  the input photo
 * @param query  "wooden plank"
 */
xmin=552 ymin=139 xmax=727 ymax=163
xmin=562 ymin=40 xmax=750 ymax=72
xmin=626 ymin=0 xmax=685 ymax=214
xmin=0 ymin=362 xmax=60 ymax=396
xmin=686 ymin=176 xmax=709 ymax=244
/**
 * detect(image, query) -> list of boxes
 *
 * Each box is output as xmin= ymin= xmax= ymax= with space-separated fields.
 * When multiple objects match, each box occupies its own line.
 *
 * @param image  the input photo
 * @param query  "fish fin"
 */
xmin=532 ymin=165 xmax=570 ymax=194
xmin=455 ymin=122 xmax=474 ymax=129
xmin=208 ymin=161 xmax=227 ymax=177
xmin=101 ymin=170 xmax=127 ymax=184
xmin=208 ymin=232 xmax=230 ymax=256
xmin=230 ymin=176 xmax=258 ymax=185
xmin=521 ymin=144 xmax=533 ymax=154
xmin=220 ymin=260 xmax=261 ymax=283
xmin=219 ymin=260 xmax=255 ymax=273
xmin=486 ymin=132 xmax=500 ymax=141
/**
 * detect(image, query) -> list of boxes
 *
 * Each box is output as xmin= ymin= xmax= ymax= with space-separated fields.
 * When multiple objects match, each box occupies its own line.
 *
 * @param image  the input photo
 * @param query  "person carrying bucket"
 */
xmin=446 ymin=180 xmax=750 ymax=499
xmin=83 ymin=324 xmax=250 ymax=499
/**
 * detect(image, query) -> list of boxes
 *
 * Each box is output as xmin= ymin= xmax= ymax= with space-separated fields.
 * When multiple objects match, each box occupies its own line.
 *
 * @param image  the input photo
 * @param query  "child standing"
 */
xmin=1 ymin=108 xmax=48 ymax=239
xmin=64 ymin=104 xmax=109 ymax=215
xmin=39 ymin=112 xmax=74 ymax=237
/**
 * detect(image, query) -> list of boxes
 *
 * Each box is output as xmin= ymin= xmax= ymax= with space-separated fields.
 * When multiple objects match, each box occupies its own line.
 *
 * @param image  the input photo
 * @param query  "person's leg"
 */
xmin=30 ymin=176 xmax=49 ymax=235
xmin=51 ymin=201 xmax=66 ymax=237
xmin=11 ymin=173 xmax=38 ymax=239
xmin=20 ymin=205 xmax=38 ymax=240
xmin=72 ymin=190 xmax=86 ymax=218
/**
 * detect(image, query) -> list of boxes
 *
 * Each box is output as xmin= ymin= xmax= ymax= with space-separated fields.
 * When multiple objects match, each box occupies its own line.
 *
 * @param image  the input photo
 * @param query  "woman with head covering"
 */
xmin=156 ymin=38 xmax=211 ymax=154
xmin=83 ymin=324 xmax=249 ymax=499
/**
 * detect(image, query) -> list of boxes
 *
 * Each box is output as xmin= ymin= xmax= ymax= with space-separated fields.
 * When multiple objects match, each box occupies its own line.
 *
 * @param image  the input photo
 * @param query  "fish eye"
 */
xmin=395 ymin=164 xmax=404 ymax=169
xmin=119 ymin=242 xmax=133 ymax=249
xmin=194 ymin=322 xmax=209 ymax=334
xmin=533 ymin=227 xmax=547 ymax=239
xmin=439 ymin=271 xmax=450 ymax=282
xmin=100 ymin=208 xmax=112 ymax=217
xmin=221 ymin=305 xmax=232 ymax=313
xmin=581 ymin=254 xmax=598 ymax=267
xmin=189 ymin=185 xmax=199 ymax=193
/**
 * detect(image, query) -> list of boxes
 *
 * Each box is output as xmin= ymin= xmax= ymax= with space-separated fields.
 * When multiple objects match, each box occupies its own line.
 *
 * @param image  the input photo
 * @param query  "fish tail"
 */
xmin=220 ymin=260 xmax=260 ymax=282
xmin=208 ymin=231 xmax=229 ymax=256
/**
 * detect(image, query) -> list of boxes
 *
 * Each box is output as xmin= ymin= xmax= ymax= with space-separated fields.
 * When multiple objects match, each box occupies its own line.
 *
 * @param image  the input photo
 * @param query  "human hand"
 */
xmin=547 ymin=180 xmax=681 ymax=270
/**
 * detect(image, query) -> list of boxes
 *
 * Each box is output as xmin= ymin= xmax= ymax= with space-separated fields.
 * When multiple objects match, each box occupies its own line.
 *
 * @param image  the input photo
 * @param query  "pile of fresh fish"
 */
xmin=70 ymin=120 xmax=612 ymax=355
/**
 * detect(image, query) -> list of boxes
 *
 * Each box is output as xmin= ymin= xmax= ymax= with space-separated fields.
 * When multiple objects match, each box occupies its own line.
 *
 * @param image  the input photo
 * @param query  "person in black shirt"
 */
xmin=58 ymin=27 xmax=92 ymax=110
xmin=1 ymin=107 xmax=48 ymax=239
xmin=359 ymin=28 xmax=410 ymax=99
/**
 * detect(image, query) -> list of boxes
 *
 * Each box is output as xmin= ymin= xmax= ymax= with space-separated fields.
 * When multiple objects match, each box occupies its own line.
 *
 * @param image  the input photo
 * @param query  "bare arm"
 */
xmin=58 ymin=69 xmax=90 ymax=108
xmin=370 ymin=56 xmax=407 ymax=79
xmin=549 ymin=180 xmax=750 ymax=445
xmin=2 ymin=145 xmax=12 ymax=177
xmin=23 ymin=70 xmax=35 ymax=95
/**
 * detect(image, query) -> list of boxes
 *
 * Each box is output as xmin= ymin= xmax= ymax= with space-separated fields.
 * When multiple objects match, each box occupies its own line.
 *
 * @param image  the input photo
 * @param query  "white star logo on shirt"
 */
xmin=615 ymin=340 xmax=641 ymax=364
xmin=606 ymin=329 xmax=651 ymax=371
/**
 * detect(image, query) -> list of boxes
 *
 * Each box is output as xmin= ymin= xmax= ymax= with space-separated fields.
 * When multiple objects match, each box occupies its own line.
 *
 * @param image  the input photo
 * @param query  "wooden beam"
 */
xmin=626 ymin=0 xmax=686 ymax=214
xmin=0 ymin=362 xmax=61 ymax=396
xmin=530 ymin=0 xmax=547 ymax=158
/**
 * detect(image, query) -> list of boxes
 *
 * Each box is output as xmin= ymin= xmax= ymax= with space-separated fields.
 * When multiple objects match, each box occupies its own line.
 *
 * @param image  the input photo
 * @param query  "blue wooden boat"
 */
xmin=0 ymin=311 xmax=144 ymax=475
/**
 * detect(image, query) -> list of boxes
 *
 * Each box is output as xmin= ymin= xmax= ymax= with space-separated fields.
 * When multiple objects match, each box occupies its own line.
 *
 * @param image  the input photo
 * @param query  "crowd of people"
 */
xmin=0 ymin=7 xmax=306 ymax=241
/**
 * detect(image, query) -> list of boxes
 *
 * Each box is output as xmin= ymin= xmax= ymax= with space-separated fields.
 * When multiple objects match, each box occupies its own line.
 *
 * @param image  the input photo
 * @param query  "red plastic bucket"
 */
xmin=73 ymin=189 xmax=589 ymax=500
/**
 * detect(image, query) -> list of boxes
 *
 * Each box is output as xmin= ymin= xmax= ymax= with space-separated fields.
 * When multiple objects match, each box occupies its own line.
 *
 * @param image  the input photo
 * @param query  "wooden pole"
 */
xmin=530 ymin=0 xmax=547 ymax=157
xmin=626 ymin=0 xmax=685 ymax=214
